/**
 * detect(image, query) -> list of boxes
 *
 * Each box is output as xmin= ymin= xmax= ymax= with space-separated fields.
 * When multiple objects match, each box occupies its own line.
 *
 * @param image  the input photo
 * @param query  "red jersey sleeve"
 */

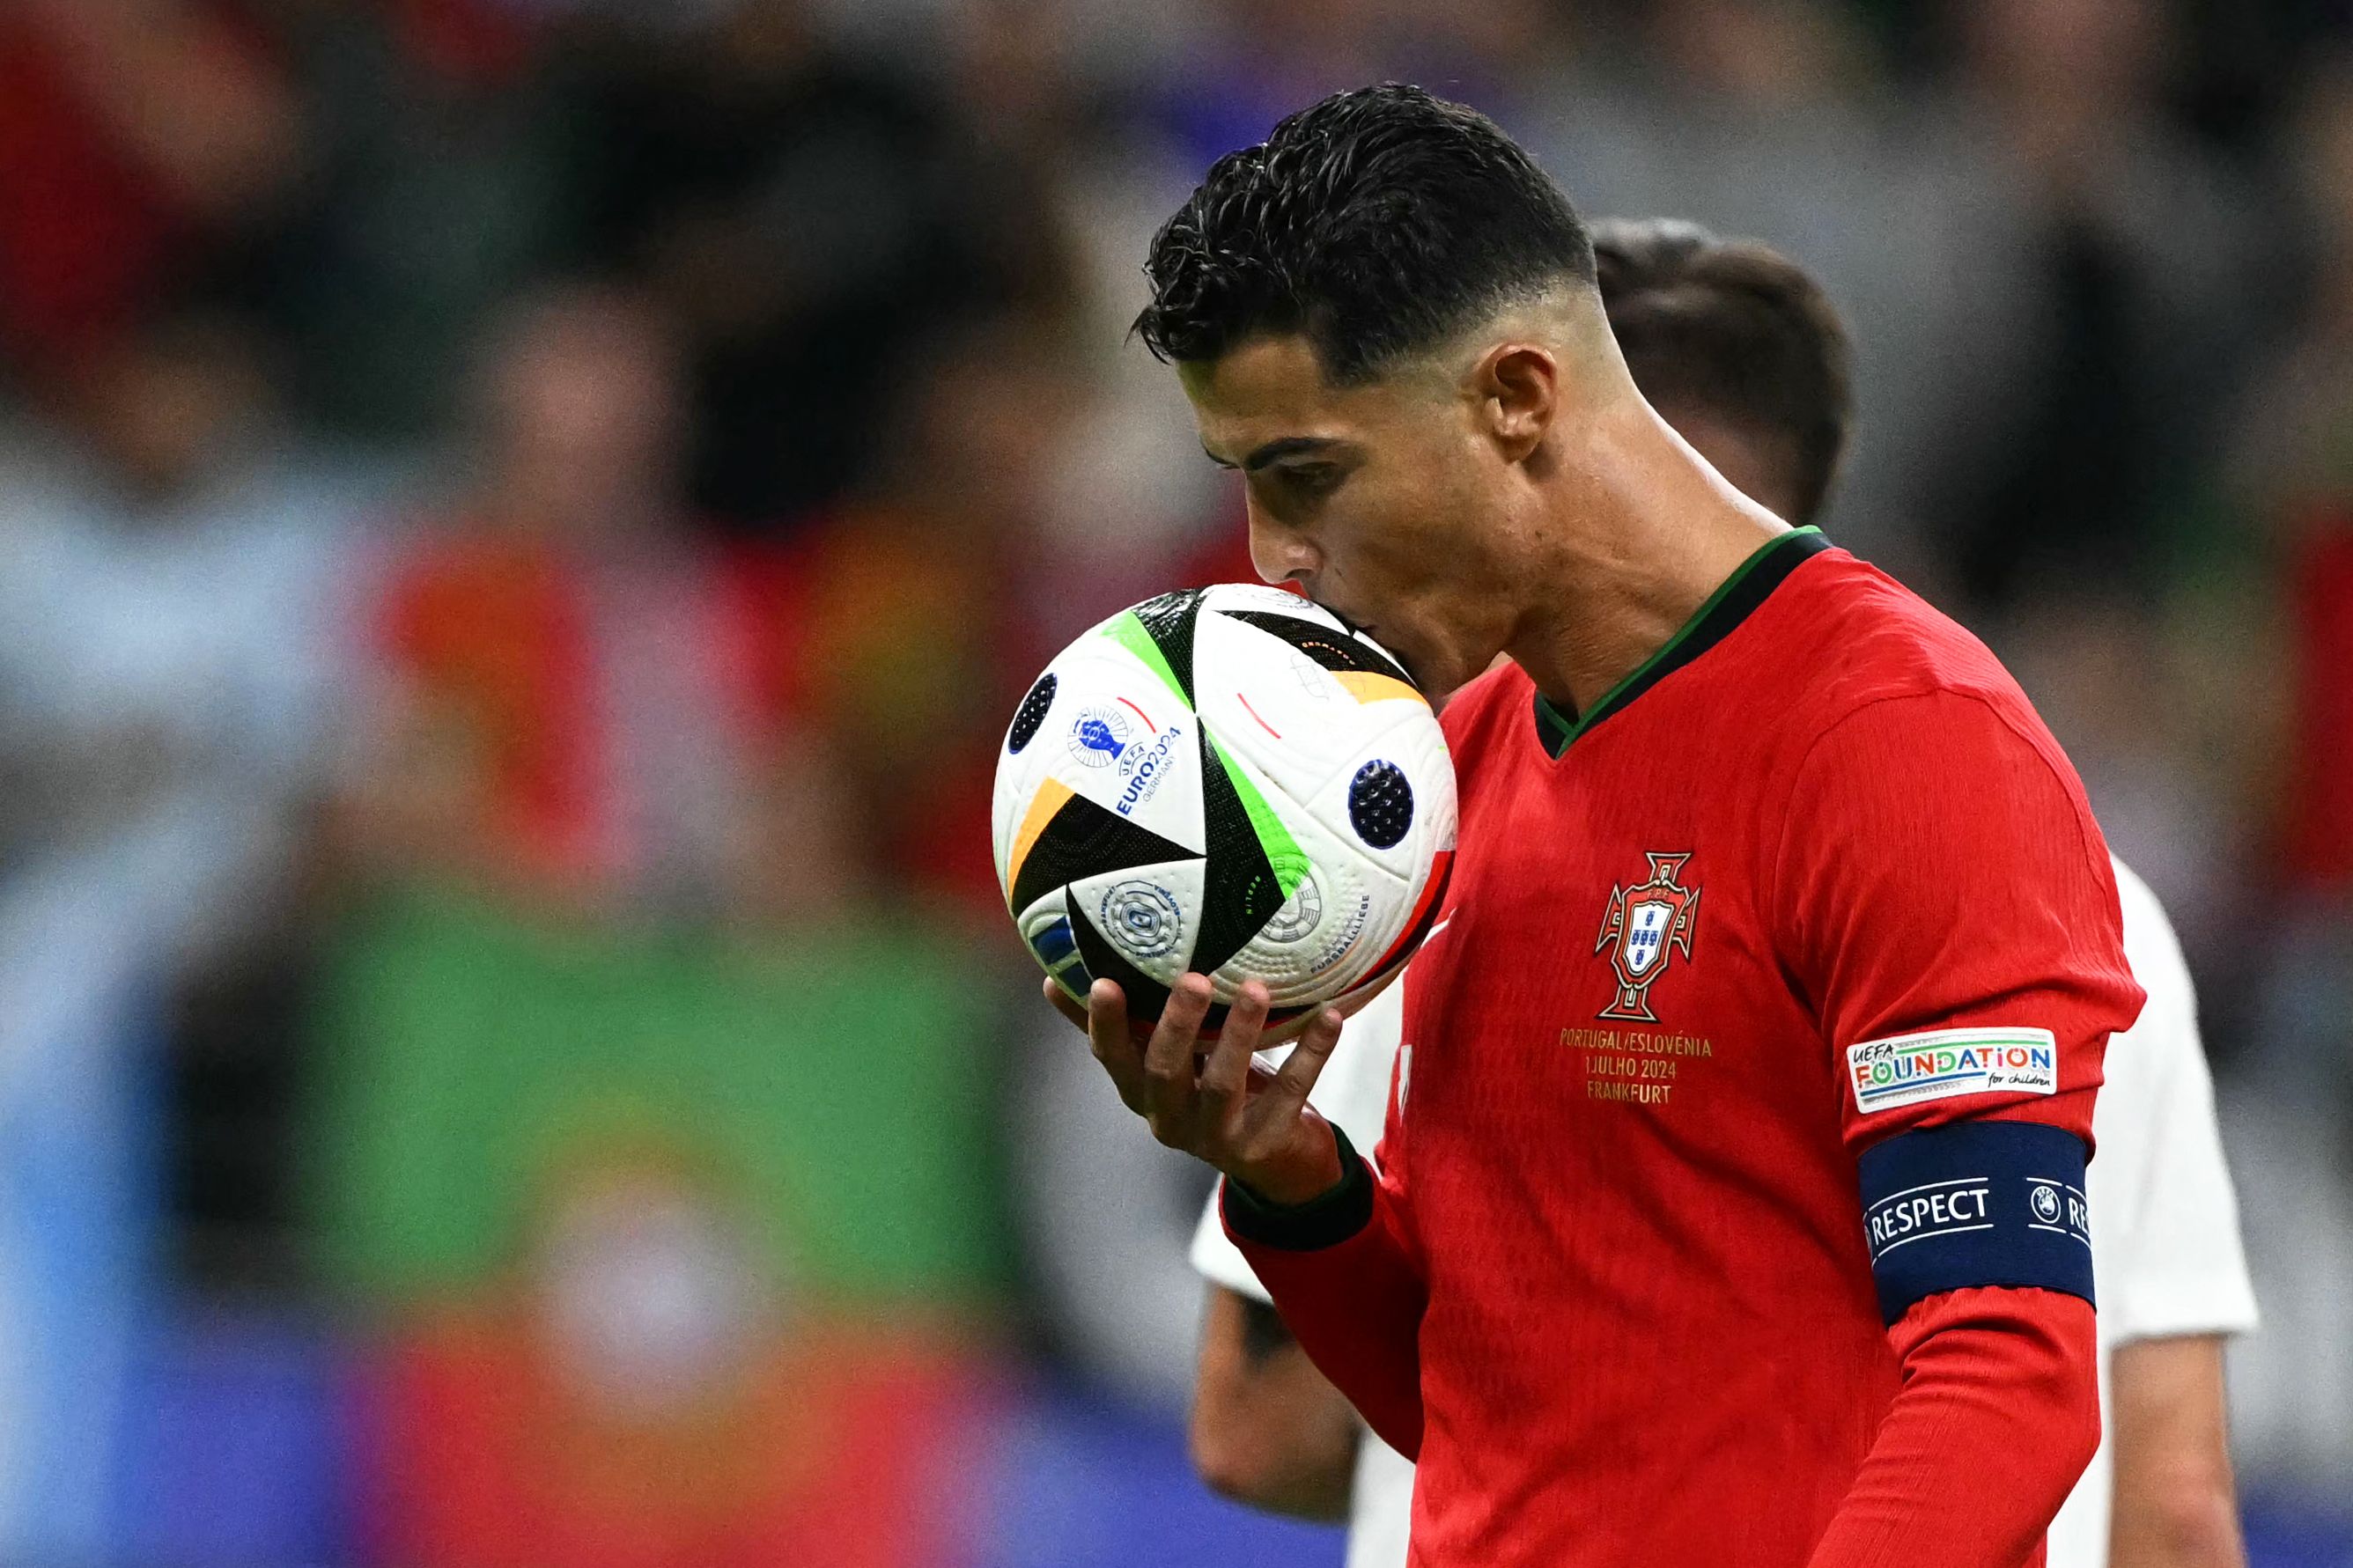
xmin=1773 ymin=688 xmax=2143 ymax=1567
xmin=1221 ymin=1117 xmax=1428 ymax=1459
xmin=1773 ymin=688 xmax=2143 ymax=1152
xmin=1806 ymin=1285 xmax=2101 ymax=1568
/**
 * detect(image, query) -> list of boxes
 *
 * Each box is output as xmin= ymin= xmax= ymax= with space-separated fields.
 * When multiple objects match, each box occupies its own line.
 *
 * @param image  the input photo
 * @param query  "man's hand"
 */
xmin=1044 ymin=973 xmax=1348 ymax=1205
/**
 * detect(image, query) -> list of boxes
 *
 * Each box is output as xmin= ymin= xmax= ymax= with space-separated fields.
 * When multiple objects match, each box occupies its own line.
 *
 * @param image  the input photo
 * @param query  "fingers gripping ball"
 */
xmin=992 ymin=585 xmax=1457 ymax=1042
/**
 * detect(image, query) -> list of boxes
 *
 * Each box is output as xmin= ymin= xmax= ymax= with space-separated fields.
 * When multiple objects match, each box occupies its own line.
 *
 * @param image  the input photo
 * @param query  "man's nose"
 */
xmin=1245 ymin=498 xmax=1318 ymax=588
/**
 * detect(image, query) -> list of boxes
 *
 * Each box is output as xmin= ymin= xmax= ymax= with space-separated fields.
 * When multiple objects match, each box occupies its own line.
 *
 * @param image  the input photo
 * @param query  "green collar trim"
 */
xmin=1532 ymin=526 xmax=1829 ymax=758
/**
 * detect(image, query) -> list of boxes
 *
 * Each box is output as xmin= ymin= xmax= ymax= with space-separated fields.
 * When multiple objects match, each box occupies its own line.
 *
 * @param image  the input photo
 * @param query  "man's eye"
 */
xmin=1280 ymin=466 xmax=1341 ymax=494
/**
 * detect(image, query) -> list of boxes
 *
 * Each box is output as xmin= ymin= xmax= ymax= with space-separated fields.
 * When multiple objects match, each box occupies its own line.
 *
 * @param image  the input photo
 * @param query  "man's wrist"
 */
xmin=1221 ymin=1126 xmax=1374 ymax=1251
xmin=1231 ymin=1121 xmax=1346 ymax=1207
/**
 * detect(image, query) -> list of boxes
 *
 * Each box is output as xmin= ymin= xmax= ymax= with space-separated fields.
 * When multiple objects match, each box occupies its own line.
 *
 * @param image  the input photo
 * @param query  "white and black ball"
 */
xmin=992 ymin=584 xmax=1457 ymax=1041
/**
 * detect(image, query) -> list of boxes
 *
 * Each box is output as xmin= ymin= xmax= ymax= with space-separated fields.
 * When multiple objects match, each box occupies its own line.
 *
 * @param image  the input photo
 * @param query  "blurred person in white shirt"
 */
xmin=1186 ymin=219 xmax=2259 ymax=1568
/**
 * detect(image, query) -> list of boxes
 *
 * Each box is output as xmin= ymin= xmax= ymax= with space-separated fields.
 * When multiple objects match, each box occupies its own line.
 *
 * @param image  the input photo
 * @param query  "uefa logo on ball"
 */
xmin=1066 ymin=706 xmax=1132 ymax=769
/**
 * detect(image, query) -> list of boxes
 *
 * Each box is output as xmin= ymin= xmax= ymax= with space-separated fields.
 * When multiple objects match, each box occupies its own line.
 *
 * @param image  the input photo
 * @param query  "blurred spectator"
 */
xmin=1920 ymin=0 xmax=2276 ymax=611
xmin=252 ymin=0 xmax=579 ymax=437
xmin=1515 ymin=2 xmax=1943 ymax=572
xmin=2209 ymin=77 xmax=2353 ymax=1476
xmin=0 ymin=0 xmax=302 ymax=381
xmin=2233 ymin=55 xmax=2353 ymax=902
xmin=341 ymin=281 xmax=859 ymax=925
xmin=756 ymin=314 xmax=1093 ymax=917
xmin=0 ymin=301 xmax=370 ymax=1557
xmin=1643 ymin=0 xmax=1877 ymax=105
xmin=0 ymin=0 xmax=2347 ymax=1553
xmin=561 ymin=0 xmax=1073 ymax=527
xmin=1147 ymin=0 xmax=1404 ymax=166
xmin=0 ymin=304 xmax=368 ymax=892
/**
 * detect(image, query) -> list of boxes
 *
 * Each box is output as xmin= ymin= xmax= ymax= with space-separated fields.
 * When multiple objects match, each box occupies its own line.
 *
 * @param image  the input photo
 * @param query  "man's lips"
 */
xmin=1316 ymin=598 xmax=1370 ymax=637
xmin=1312 ymin=600 xmax=1425 ymax=688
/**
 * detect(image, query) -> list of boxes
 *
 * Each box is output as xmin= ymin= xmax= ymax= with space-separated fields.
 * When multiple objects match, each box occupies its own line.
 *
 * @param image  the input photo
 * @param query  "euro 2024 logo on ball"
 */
xmin=1066 ymin=701 xmax=1187 ymax=819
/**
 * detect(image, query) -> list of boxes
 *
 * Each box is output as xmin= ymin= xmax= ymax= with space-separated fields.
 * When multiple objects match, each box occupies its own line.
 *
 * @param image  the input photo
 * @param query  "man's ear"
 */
xmin=1474 ymin=342 xmax=1558 ymax=463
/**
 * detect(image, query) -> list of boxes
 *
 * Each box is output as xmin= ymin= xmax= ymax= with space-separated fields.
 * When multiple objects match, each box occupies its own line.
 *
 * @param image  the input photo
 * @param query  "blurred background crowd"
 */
xmin=0 ymin=0 xmax=2349 ymax=1562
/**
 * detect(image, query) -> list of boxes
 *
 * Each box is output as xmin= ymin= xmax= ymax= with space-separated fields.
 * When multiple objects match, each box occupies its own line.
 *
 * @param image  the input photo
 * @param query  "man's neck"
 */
xmin=1504 ymin=401 xmax=1789 ymax=720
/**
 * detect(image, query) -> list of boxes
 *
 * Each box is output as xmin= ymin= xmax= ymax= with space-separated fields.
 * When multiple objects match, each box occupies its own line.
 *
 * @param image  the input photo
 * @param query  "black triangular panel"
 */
xmin=1221 ymin=610 xmax=1412 ymax=685
xmin=1191 ymin=730 xmax=1287 ymax=975
xmin=1130 ymin=588 xmax=1209 ymax=703
xmin=1010 ymin=791 xmax=1197 ymax=915
xmin=1069 ymin=905 xmax=1172 ymax=1027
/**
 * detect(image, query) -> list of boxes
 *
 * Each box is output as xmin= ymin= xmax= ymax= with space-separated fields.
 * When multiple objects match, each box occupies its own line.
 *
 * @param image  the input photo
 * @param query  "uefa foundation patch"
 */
xmin=1847 ymin=1027 xmax=2058 ymax=1115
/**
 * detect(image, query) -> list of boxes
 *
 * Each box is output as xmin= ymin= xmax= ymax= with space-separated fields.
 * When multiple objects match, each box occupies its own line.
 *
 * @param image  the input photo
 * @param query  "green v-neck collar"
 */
xmin=1532 ymin=526 xmax=1830 ymax=759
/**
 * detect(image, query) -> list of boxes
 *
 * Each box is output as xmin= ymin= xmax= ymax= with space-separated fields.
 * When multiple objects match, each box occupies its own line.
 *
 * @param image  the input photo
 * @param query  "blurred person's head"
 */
xmin=472 ymin=283 xmax=682 ymax=538
xmin=61 ymin=309 xmax=277 ymax=500
xmin=1646 ymin=0 xmax=1874 ymax=107
xmin=805 ymin=316 xmax=1083 ymax=776
xmin=2292 ymin=55 xmax=2353 ymax=284
xmin=1955 ymin=0 xmax=2167 ymax=124
xmin=1207 ymin=0 xmax=1390 ymax=76
xmin=1137 ymin=84 xmax=1691 ymax=700
xmin=881 ymin=313 xmax=1086 ymax=532
xmin=946 ymin=0 xmax=1082 ymax=151
xmin=1590 ymin=217 xmax=1853 ymax=526
xmin=698 ymin=0 xmax=816 ymax=85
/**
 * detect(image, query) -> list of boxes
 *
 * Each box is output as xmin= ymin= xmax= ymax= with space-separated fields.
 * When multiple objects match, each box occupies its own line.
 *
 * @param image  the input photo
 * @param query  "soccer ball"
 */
xmin=992 ymin=584 xmax=1457 ymax=1041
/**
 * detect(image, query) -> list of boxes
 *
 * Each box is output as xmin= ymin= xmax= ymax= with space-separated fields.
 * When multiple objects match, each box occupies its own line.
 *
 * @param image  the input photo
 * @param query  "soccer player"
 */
xmin=1184 ymin=220 xmax=2260 ymax=1568
xmin=1050 ymin=85 xmax=2146 ymax=1566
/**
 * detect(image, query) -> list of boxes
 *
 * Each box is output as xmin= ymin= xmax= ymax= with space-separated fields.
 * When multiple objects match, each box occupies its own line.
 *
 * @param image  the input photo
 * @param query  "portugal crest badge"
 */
xmin=1594 ymin=852 xmax=1701 ymax=1022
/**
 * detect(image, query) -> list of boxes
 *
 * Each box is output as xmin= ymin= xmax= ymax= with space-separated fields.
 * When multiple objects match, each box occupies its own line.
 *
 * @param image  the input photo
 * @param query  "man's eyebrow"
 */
xmin=1201 ymin=436 xmax=1345 ymax=472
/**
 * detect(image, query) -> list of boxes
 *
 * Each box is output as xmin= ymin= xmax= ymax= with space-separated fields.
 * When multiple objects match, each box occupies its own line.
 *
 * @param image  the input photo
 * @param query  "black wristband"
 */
xmin=1220 ymin=1125 xmax=1376 ymax=1252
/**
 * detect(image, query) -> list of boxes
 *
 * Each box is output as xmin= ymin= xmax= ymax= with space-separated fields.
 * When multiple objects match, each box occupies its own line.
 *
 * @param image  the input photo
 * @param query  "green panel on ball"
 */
xmin=1207 ymin=731 xmax=1307 ymax=899
xmin=1190 ymin=728 xmax=1300 ymax=975
xmin=1103 ymin=588 xmax=1206 ymax=707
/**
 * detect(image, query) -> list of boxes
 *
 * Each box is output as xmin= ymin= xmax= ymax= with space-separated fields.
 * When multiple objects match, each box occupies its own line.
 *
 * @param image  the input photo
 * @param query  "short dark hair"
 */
xmin=1135 ymin=85 xmax=1596 ymax=384
xmin=1589 ymin=218 xmax=1853 ymax=526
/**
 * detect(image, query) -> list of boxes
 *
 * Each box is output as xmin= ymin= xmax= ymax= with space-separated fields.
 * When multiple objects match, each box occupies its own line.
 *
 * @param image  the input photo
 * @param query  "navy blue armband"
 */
xmin=1855 ymin=1121 xmax=2093 ymax=1325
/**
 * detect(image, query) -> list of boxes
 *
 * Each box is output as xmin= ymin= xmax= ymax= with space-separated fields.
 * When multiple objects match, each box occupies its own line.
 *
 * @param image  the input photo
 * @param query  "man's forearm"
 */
xmin=2107 ymin=1335 xmax=2246 ymax=1568
xmin=1190 ymin=1286 xmax=1359 ymax=1518
xmin=1809 ymin=1287 xmax=2101 ymax=1568
xmin=1223 ymin=1135 xmax=1428 ymax=1459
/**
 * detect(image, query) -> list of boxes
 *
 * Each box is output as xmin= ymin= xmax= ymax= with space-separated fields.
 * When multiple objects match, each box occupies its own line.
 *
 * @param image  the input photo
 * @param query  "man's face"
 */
xmin=1179 ymin=335 xmax=1530 ymax=701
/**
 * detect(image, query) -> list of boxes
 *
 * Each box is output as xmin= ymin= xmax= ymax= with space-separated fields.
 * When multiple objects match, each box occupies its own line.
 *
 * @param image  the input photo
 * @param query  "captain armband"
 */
xmin=1855 ymin=1120 xmax=2094 ymax=1325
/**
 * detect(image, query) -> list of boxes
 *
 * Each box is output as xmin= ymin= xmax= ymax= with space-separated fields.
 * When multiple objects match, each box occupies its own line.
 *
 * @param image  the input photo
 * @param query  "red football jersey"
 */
xmin=1240 ymin=528 xmax=2143 ymax=1567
